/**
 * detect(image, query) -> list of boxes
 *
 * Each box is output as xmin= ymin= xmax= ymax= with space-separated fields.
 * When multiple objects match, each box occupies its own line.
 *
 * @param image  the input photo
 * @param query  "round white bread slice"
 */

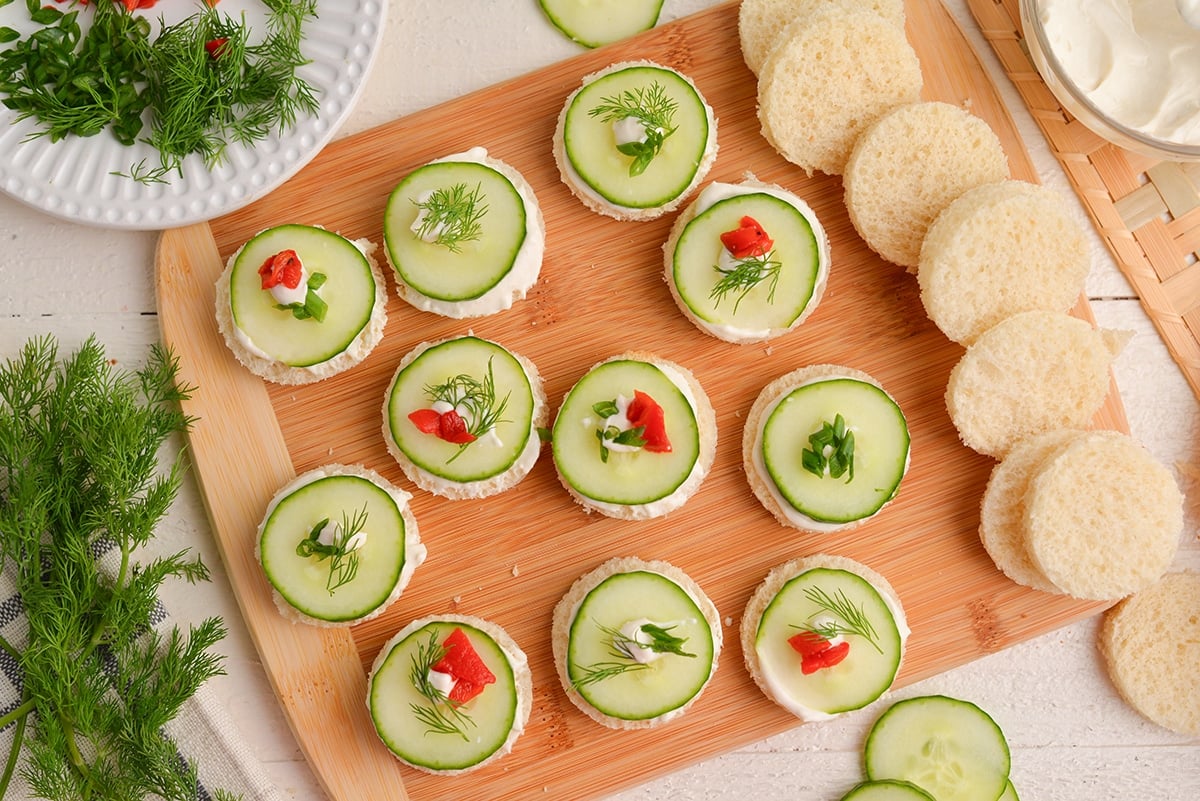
xmin=741 ymin=553 xmax=909 ymax=721
xmin=743 ymin=364 xmax=909 ymax=533
xmin=737 ymin=0 xmax=906 ymax=77
xmin=843 ymin=101 xmax=1010 ymax=270
xmin=552 ymin=60 xmax=718 ymax=221
xmin=918 ymin=180 xmax=1091 ymax=345
xmin=367 ymin=613 xmax=533 ymax=775
xmin=661 ymin=175 xmax=831 ymax=344
xmin=978 ymin=428 xmax=1087 ymax=593
xmin=1099 ymin=572 xmax=1200 ymax=736
xmin=756 ymin=5 xmax=922 ymax=177
xmin=1023 ymin=430 xmax=1183 ymax=600
xmin=382 ymin=336 xmax=548 ymax=501
xmin=553 ymin=351 xmax=717 ymax=520
xmin=255 ymin=463 xmax=426 ymax=628
xmin=945 ymin=310 xmax=1130 ymax=458
xmin=551 ymin=556 xmax=722 ymax=729
xmin=215 ymin=233 xmax=387 ymax=385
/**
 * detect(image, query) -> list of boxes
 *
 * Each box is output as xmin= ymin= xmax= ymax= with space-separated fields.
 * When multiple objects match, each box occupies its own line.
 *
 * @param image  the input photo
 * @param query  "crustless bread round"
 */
xmin=738 ymin=0 xmax=906 ymax=77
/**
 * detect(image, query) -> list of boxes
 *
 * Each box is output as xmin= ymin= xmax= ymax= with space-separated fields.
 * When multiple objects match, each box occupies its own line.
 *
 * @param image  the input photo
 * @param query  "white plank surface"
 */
xmin=0 ymin=1 xmax=1197 ymax=799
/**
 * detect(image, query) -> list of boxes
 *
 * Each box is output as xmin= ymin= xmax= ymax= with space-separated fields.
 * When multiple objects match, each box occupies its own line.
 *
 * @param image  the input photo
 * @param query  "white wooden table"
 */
xmin=1 ymin=2 xmax=1197 ymax=799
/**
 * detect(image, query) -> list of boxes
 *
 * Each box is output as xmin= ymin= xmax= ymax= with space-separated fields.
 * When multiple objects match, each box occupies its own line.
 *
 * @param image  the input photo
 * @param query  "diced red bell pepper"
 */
xmin=431 ymin=627 xmax=496 ymax=704
xmin=407 ymin=408 xmax=442 ymax=434
xmin=719 ymin=216 xmax=774 ymax=259
xmin=626 ymin=390 xmax=671 ymax=453
xmin=257 ymin=249 xmax=303 ymax=290
xmin=408 ymin=408 xmax=477 ymax=444
xmin=788 ymin=631 xmax=851 ymax=675
xmin=205 ymin=37 xmax=229 ymax=59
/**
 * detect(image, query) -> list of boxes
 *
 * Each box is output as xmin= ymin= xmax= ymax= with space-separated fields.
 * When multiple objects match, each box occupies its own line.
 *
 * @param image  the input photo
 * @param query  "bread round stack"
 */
xmin=738 ymin=0 xmax=907 ymax=77
xmin=979 ymin=429 xmax=1182 ymax=600
xmin=843 ymin=101 xmax=1010 ymax=270
xmin=945 ymin=310 xmax=1129 ymax=458
xmin=1099 ymin=572 xmax=1200 ymax=735
xmin=917 ymin=180 xmax=1091 ymax=346
xmin=755 ymin=4 xmax=921 ymax=176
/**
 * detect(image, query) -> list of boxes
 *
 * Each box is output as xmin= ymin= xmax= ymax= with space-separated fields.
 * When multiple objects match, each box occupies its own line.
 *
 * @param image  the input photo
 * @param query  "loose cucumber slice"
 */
xmin=840 ymin=780 xmax=935 ymax=801
xmin=761 ymin=377 xmax=908 ymax=524
xmin=562 ymin=64 xmax=712 ymax=210
xmin=865 ymin=695 xmax=1012 ymax=801
xmin=754 ymin=567 xmax=904 ymax=717
xmin=539 ymin=0 xmax=664 ymax=48
xmin=368 ymin=618 xmax=522 ymax=773
xmin=383 ymin=157 xmax=528 ymax=304
xmin=999 ymin=781 xmax=1020 ymax=801
xmin=385 ymin=336 xmax=538 ymax=487
xmin=566 ymin=570 xmax=716 ymax=722
xmin=229 ymin=225 xmax=376 ymax=367
xmin=259 ymin=470 xmax=412 ymax=624
xmin=552 ymin=358 xmax=701 ymax=508
xmin=672 ymin=190 xmax=824 ymax=336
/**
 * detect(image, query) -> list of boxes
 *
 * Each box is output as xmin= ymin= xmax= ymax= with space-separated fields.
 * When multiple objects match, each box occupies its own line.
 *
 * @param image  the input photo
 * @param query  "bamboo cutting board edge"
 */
xmin=155 ymin=3 xmax=1128 ymax=800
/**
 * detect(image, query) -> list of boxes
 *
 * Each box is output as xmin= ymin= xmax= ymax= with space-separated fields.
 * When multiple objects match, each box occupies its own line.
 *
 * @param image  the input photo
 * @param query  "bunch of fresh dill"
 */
xmin=0 ymin=336 xmax=239 ymax=801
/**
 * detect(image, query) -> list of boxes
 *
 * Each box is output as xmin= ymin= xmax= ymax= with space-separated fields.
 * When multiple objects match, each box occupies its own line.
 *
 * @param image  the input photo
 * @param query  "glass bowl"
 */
xmin=1019 ymin=0 xmax=1200 ymax=162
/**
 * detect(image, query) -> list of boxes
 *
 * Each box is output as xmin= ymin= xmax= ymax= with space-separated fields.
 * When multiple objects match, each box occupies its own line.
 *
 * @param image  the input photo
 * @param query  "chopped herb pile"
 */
xmin=0 ymin=0 xmax=319 ymax=184
xmin=0 ymin=335 xmax=237 ymax=801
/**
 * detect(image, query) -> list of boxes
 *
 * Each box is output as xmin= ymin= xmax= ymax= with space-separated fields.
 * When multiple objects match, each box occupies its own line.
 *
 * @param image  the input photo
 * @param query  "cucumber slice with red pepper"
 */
xmin=761 ymin=377 xmax=909 ymax=525
xmin=670 ymin=188 xmax=826 ymax=340
xmin=228 ymin=224 xmax=377 ymax=367
xmin=367 ymin=616 xmax=527 ymax=774
xmin=864 ymin=695 xmax=1012 ymax=801
xmin=751 ymin=566 xmax=905 ymax=718
xmin=551 ymin=357 xmax=704 ymax=513
xmin=840 ymin=780 xmax=935 ymax=801
xmin=539 ymin=0 xmax=664 ymax=48
xmin=560 ymin=63 xmax=713 ymax=212
xmin=384 ymin=336 xmax=541 ymax=493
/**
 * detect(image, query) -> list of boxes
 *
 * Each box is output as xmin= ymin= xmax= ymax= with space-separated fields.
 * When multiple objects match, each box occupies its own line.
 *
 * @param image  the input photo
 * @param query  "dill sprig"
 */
xmin=294 ymin=504 xmax=369 ymax=595
xmin=710 ymin=251 xmax=782 ymax=312
xmin=412 ymin=182 xmax=488 ymax=252
xmin=794 ymin=586 xmax=883 ymax=654
xmin=0 ymin=335 xmax=238 ymax=801
xmin=408 ymin=631 xmax=475 ymax=741
xmin=588 ymin=80 xmax=678 ymax=176
xmin=571 ymin=620 xmax=693 ymax=689
xmin=424 ymin=357 xmax=511 ymax=462
xmin=801 ymin=413 xmax=856 ymax=483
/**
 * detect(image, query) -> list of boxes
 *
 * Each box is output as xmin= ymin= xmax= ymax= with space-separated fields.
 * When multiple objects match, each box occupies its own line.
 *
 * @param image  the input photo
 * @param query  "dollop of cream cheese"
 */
xmin=612 ymin=116 xmax=651 ymax=147
xmin=758 ymin=583 xmax=911 ymax=723
xmin=615 ymin=618 xmax=685 ymax=664
xmin=1038 ymin=0 xmax=1200 ymax=145
xmin=751 ymin=376 xmax=910 ymax=532
xmin=316 ymin=518 xmax=367 ymax=552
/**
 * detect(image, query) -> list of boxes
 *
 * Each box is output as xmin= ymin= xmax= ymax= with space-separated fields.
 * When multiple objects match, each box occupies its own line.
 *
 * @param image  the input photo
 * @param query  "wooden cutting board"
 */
xmin=156 ymin=2 xmax=1128 ymax=799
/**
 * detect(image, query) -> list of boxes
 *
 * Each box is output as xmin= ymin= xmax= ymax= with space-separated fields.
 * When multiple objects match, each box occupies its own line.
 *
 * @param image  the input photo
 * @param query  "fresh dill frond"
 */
xmin=295 ymin=504 xmax=369 ymax=595
xmin=412 ymin=182 xmax=488 ymax=252
xmin=587 ymin=81 xmax=678 ymax=176
xmin=423 ymin=357 xmax=511 ymax=462
xmin=571 ymin=619 xmax=694 ymax=689
xmin=710 ymin=251 xmax=782 ymax=312
xmin=408 ymin=631 xmax=475 ymax=740
xmin=794 ymin=586 xmax=882 ymax=654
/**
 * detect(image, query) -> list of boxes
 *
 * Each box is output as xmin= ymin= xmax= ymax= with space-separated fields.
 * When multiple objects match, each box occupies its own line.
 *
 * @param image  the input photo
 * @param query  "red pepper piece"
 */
xmin=788 ymin=631 xmax=851 ymax=675
xmin=431 ymin=627 xmax=496 ymax=704
xmin=204 ymin=37 xmax=229 ymax=59
xmin=625 ymin=390 xmax=671 ymax=453
xmin=407 ymin=408 xmax=441 ymax=434
xmin=257 ymin=249 xmax=303 ymax=290
xmin=437 ymin=409 xmax=476 ymax=445
xmin=719 ymin=216 xmax=774 ymax=259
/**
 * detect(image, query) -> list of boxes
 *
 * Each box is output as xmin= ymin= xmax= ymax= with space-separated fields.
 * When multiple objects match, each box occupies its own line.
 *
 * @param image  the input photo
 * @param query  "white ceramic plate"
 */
xmin=0 ymin=0 xmax=385 ymax=230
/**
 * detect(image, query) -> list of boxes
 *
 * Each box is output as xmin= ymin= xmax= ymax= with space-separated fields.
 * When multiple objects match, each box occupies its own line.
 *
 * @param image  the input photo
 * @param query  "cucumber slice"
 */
xmin=383 ymin=158 xmax=528 ymax=304
xmin=761 ymin=377 xmax=908 ymax=524
xmin=539 ymin=0 xmax=664 ymax=48
xmin=566 ymin=570 xmax=716 ymax=722
xmin=385 ymin=336 xmax=538 ymax=487
xmin=562 ymin=64 xmax=712 ymax=210
xmin=754 ymin=567 xmax=904 ymax=717
xmin=259 ymin=471 xmax=412 ymax=623
xmin=368 ymin=619 xmax=521 ymax=773
xmin=552 ymin=358 xmax=700 ymax=508
xmin=229 ymin=225 xmax=376 ymax=367
xmin=865 ymin=695 xmax=1012 ymax=801
xmin=840 ymin=780 xmax=935 ymax=801
xmin=672 ymin=190 xmax=824 ymax=336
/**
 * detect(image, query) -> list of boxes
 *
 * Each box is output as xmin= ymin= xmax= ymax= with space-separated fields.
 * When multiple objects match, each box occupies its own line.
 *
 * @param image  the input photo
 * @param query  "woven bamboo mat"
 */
xmin=967 ymin=0 xmax=1200 ymax=402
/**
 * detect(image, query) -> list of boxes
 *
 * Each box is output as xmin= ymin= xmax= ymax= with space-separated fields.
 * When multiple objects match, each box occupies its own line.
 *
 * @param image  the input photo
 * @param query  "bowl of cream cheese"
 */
xmin=1020 ymin=0 xmax=1200 ymax=161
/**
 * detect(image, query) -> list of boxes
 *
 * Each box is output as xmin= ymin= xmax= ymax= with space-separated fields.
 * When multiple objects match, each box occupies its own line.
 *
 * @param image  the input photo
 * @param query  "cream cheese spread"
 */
xmin=1038 ymin=0 xmax=1200 ymax=145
